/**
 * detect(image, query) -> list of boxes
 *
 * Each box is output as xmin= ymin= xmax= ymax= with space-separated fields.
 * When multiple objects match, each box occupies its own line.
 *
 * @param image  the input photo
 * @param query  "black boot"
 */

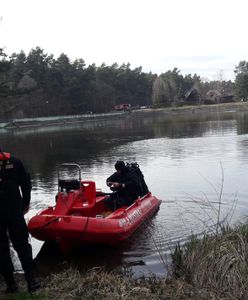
xmin=25 ymin=272 xmax=41 ymax=293
xmin=5 ymin=282 xmax=18 ymax=293
xmin=3 ymin=273 xmax=18 ymax=293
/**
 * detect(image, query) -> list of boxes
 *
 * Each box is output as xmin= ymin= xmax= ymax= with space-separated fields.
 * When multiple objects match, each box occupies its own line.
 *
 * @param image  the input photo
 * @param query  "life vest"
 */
xmin=0 ymin=152 xmax=10 ymax=160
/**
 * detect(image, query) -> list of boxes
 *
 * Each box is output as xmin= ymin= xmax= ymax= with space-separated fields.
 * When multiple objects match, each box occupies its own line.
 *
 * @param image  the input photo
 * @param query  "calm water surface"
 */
xmin=1 ymin=110 xmax=248 ymax=277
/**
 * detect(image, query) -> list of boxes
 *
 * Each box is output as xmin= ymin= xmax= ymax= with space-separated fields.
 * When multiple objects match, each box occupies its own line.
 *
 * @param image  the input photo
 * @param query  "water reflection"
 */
xmin=1 ymin=110 xmax=248 ymax=277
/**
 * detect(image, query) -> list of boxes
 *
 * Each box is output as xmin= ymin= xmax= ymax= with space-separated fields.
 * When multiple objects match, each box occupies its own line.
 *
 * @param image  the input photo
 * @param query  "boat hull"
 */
xmin=28 ymin=193 xmax=161 ymax=252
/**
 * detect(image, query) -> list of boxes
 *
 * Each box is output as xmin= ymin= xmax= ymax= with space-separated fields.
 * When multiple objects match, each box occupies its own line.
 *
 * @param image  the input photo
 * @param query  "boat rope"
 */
xmin=82 ymin=216 xmax=90 ymax=234
xmin=38 ymin=216 xmax=60 ymax=229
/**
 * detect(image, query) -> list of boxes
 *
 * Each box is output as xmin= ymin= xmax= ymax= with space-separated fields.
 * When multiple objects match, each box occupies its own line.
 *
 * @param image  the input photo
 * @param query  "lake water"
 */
xmin=1 ymin=109 xmax=248 ymax=277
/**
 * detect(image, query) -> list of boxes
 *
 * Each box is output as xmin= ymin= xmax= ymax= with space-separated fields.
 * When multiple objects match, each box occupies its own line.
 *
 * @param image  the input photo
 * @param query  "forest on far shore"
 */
xmin=0 ymin=46 xmax=248 ymax=121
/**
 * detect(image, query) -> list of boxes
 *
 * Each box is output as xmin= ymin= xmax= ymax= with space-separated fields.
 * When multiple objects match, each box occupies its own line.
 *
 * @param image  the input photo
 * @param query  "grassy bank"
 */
xmin=172 ymin=223 xmax=248 ymax=299
xmin=0 ymin=267 xmax=209 ymax=300
xmin=1 ymin=223 xmax=248 ymax=299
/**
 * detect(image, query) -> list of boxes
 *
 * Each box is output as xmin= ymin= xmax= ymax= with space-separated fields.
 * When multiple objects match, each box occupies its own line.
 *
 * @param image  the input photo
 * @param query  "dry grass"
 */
xmin=172 ymin=223 xmax=248 ymax=300
xmin=0 ymin=266 xmax=217 ymax=300
xmin=34 ymin=267 xmax=218 ymax=300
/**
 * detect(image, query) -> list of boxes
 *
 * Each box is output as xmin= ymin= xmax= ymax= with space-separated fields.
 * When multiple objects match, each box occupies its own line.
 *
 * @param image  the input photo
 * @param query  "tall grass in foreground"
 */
xmin=0 ymin=266 xmax=204 ymax=299
xmin=149 ymin=163 xmax=238 ymax=275
xmin=171 ymin=223 xmax=248 ymax=299
xmin=170 ymin=164 xmax=248 ymax=299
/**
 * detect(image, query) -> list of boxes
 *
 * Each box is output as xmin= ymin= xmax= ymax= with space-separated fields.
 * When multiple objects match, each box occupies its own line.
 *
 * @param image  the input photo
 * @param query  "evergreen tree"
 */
xmin=234 ymin=61 xmax=248 ymax=100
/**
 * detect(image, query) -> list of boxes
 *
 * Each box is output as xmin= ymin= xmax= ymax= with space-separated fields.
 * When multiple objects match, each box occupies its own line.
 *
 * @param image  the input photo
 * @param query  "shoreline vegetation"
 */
xmin=0 ymin=47 xmax=240 ymax=122
xmin=1 ymin=223 xmax=248 ymax=299
xmin=1 ymin=101 xmax=248 ymax=131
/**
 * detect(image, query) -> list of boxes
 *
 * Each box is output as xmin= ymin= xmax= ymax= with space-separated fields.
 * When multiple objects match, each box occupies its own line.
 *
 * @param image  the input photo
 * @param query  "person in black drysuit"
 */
xmin=0 ymin=150 xmax=41 ymax=293
xmin=104 ymin=161 xmax=142 ymax=211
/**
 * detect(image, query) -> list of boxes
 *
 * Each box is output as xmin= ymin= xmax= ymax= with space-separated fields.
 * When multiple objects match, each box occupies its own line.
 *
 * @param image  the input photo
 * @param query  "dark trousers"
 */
xmin=0 ymin=212 xmax=34 ymax=277
xmin=104 ymin=193 xmax=135 ymax=211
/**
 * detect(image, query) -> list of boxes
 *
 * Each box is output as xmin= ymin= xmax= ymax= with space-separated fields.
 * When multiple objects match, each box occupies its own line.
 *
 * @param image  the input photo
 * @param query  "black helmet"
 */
xmin=115 ymin=161 xmax=126 ymax=172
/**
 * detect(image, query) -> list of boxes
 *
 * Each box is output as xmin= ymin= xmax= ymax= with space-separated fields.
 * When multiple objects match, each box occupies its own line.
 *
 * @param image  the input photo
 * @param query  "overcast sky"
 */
xmin=1 ymin=0 xmax=248 ymax=81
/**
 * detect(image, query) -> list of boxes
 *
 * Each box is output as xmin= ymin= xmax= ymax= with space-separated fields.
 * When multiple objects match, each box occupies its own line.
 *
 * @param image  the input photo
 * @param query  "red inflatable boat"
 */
xmin=28 ymin=163 xmax=162 ymax=253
